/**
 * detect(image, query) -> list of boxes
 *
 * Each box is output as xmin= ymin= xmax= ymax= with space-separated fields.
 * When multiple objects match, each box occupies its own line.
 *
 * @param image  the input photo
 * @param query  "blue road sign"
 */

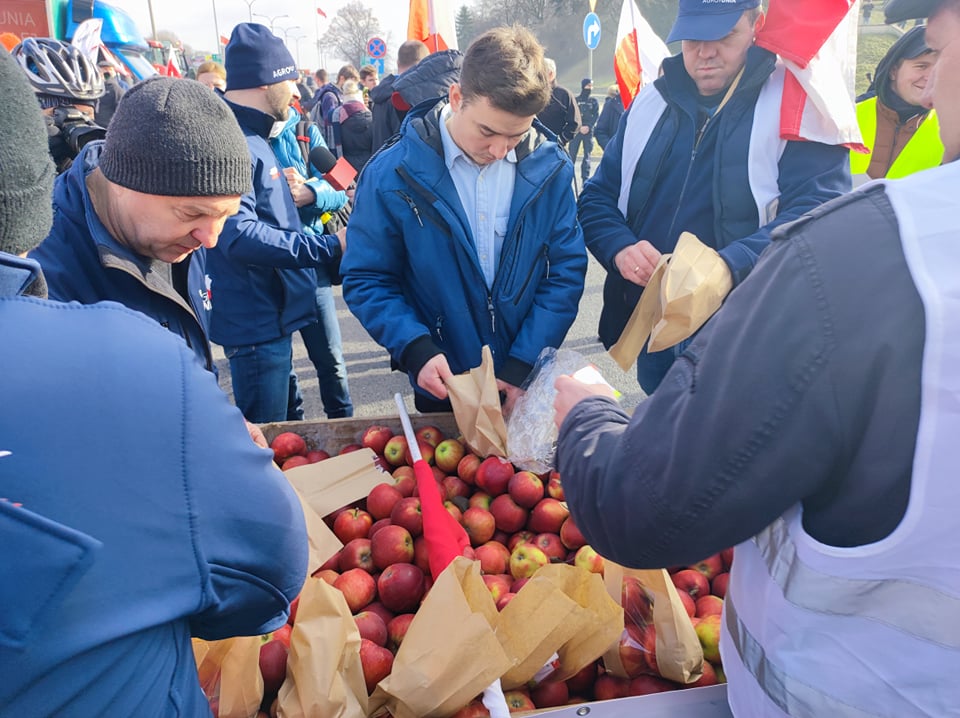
xmin=366 ymin=56 xmax=385 ymax=75
xmin=583 ymin=12 xmax=601 ymax=50
xmin=367 ymin=36 xmax=387 ymax=59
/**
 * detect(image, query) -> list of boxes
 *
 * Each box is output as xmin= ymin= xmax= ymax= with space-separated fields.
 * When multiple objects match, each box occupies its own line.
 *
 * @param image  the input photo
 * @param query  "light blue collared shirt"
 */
xmin=438 ymin=103 xmax=517 ymax=289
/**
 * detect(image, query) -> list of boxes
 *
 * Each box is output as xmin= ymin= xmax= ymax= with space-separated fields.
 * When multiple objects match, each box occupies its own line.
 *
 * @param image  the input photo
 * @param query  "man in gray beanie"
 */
xmin=0 ymin=46 xmax=307 ymax=715
xmin=211 ymin=22 xmax=346 ymax=423
xmin=30 ymin=75 xmax=251 ymax=373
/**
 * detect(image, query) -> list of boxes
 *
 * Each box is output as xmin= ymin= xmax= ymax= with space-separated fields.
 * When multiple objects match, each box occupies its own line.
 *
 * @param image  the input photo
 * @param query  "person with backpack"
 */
xmin=310 ymin=64 xmax=359 ymax=147
xmin=327 ymin=79 xmax=373 ymax=170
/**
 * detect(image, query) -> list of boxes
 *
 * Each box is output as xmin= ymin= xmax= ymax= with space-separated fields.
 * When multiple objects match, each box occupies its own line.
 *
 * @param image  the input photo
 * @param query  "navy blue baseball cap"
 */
xmin=667 ymin=0 xmax=761 ymax=43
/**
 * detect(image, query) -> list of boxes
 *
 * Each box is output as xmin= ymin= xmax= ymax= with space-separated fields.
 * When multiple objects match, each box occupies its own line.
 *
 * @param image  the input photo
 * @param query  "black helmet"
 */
xmin=12 ymin=37 xmax=105 ymax=101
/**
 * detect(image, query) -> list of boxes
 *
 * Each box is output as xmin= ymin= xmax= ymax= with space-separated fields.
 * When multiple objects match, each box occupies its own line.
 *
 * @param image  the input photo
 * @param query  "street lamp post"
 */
xmin=290 ymin=34 xmax=307 ymax=68
xmin=241 ymin=0 xmax=257 ymax=23
xmin=212 ymin=0 xmax=223 ymax=55
xmin=253 ymin=12 xmax=290 ymax=33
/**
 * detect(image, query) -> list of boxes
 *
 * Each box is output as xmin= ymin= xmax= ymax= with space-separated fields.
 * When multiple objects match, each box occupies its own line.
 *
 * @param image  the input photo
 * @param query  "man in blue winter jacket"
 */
xmin=341 ymin=25 xmax=587 ymax=413
xmin=212 ymin=23 xmax=346 ymax=424
xmin=579 ymin=0 xmax=851 ymax=393
xmin=30 ymin=76 xmax=251 ymax=374
xmin=0 ymin=46 xmax=307 ymax=717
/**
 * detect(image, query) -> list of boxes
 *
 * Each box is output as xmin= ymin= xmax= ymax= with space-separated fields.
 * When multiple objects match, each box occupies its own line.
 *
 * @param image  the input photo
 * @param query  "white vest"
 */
xmin=721 ymin=161 xmax=960 ymax=717
xmin=618 ymin=63 xmax=788 ymax=227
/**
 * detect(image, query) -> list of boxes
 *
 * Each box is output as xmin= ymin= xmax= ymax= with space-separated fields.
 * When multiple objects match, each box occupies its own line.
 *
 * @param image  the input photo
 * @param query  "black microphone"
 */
xmin=309 ymin=146 xmax=357 ymax=191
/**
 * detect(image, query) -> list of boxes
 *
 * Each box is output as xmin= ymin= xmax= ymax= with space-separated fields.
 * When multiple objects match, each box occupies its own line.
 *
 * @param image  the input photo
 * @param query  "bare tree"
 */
xmin=319 ymin=1 xmax=383 ymax=70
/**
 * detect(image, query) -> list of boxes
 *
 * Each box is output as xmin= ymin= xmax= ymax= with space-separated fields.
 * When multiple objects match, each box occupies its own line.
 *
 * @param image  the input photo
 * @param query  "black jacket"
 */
xmin=538 ymin=86 xmax=581 ymax=146
xmin=594 ymin=94 xmax=624 ymax=149
xmin=576 ymin=90 xmax=600 ymax=131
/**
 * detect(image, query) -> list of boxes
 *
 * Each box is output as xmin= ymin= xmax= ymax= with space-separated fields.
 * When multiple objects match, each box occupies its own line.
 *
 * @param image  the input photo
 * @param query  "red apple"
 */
xmin=712 ymin=572 xmax=730 ymax=599
xmin=474 ymin=541 xmax=509 ymax=575
xmin=628 ymin=675 xmax=676 ymax=696
xmin=405 ymin=439 xmax=434 ymax=466
xmin=393 ymin=474 xmax=416 ymax=498
xmin=339 ymin=443 xmax=363 ymax=455
xmin=507 ymin=471 xmax=544 ymax=509
xmin=339 ymin=538 xmax=374 ymax=573
xmin=496 ymin=592 xmax=517 ymax=611
xmin=354 ymin=610 xmax=388 ymax=647
xmin=383 ymin=436 xmax=409 ymax=466
xmin=531 ymin=679 xmax=569 ymax=708
xmin=507 ymin=530 xmax=536 ymax=552
xmin=305 ymin=449 xmax=330 ymax=463
xmin=509 ymin=576 xmax=530 ymax=594
xmin=412 ymin=536 xmax=432 ymax=574
xmin=619 ymin=626 xmax=649 ymax=678
xmin=640 ymin=624 xmax=660 ymax=674
xmin=489 ymin=494 xmax=528 ymax=534
xmin=359 ymin=638 xmax=394 ymax=694
xmin=441 ymin=475 xmax=471 ymax=501
xmin=366 ymin=482 xmax=404 ymax=520
xmin=533 ymin=532 xmax=566 ymax=562
xmin=574 ymin=545 xmax=604 ymax=575
xmin=721 ymin=547 xmax=735 ymax=571
xmin=269 ymin=623 xmax=292 ymax=649
xmin=457 ymin=453 xmax=481 ymax=485
xmin=286 ymin=595 xmax=300 ymax=626
xmin=546 ymin=471 xmax=565 ymax=501
xmin=314 ymin=568 xmax=339 ymax=585
xmin=270 ymin=431 xmax=306 ymax=463
xmin=387 ymin=612 xmax=415 ymax=651
xmin=678 ymin=589 xmax=696 ymax=618
xmin=333 ymin=508 xmax=373 ymax=543
xmin=390 ymin=497 xmax=423 ymax=537
xmin=451 ymin=700 xmax=491 ymax=718
xmin=565 ymin=660 xmax=598 ymax=695
xmin=281 ymin=455 xmax=311 ymax=470
xmin=430 ymin=464 xmax=446 ymax=482
xmin=259 ymin=638 xmax=288 ymax=697
xmin=672 ymin=569 xmax=710 ymax=600
xmin=443 ymin=500 xmax=463 ymax=524
xmin=695 ymin=614 xmax=722 ymax=663
xmin=333 ymin=567 xmax=376 ymax=613
xmin=370 ymin=524 xmax=415 ymax=569
xmin=361 ymin=425 xmax=395 ymax=456
xmin=434 ymin=438 xmax=466 ymax=473
xmin=462 ymin=507 xmax=496 ymax=546
xmin=415 ymin=425 xmax=444 ymax=448
xmin=481 ymin=573 xmax=512 ymax=603
xmin=593 ymin=674 xmax=630 ymax=701
xmin=475 ymin=456 xmax=514 ymax=496
xmin=377 ymin=563 xmax=426 ymax=613
xmin=468 ymin=492 xmax=492 ymax=510
xmin=689 ymin=553 xmax=724 ymax=581
xmin=502 ymin=689 xmax=535 ymax=711
xmin=364 ymin=601 xmax=395 ymax=627
xmin=689 ymin=659 xmax=719 ymax=687
xmin=622 ymin=576 xmax=654 ymax=628
xmin=696 ymin=594 xmax=724 ymax=618
xmin=368 ymin=518 xmax=392 ymax=541
xmin=509 ymin=543 xmax=549 ymax=579
xmin=318 ymin=550 xmax=340 ymax=573
xmin=559 ymin=516 xmax=586 ymax=550
xmin=528 ymin=498 xmax=569 ymax=534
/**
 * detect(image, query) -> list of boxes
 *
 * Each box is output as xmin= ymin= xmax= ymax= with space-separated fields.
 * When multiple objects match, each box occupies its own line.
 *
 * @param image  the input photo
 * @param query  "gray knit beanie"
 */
xmin=0 ymin=48 xmax=56 ymax=257
xmin=99 ymin=76 xmax=251 ymax=196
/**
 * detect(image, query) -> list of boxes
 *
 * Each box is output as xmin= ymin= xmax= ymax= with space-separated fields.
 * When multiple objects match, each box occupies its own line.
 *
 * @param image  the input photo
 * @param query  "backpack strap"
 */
xmin=295 ymin=119 xmax=311 ymax=166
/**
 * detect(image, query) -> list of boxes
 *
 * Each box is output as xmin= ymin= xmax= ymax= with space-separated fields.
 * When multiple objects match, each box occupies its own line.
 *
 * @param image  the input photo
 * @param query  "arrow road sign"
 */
xmin=583 ymin=12 xmax=601 ymax=50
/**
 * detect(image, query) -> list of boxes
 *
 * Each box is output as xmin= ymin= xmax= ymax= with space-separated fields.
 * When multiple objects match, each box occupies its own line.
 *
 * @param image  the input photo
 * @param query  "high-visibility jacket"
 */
xmin=851 ymin=96 xmax=943 ymax=179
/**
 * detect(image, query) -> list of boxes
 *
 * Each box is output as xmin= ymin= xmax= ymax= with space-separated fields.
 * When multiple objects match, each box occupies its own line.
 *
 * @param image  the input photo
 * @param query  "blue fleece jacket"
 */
xmin=0 ymin=252 xmax=307 ymax=717
xmin=341 ymin=97 xmax=587 ymax=397
xmin=208 ymin=98 xmax=342 ymax=346
xmin=30 ymin=142 xmax=216 ymax=371
xmin=579 ymin=47 xmax=851 ymax=391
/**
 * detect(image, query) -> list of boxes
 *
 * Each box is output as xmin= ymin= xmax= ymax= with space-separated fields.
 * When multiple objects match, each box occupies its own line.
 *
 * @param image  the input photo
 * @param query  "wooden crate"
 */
xmin=260 ymin=413 xmax=460 ymax=455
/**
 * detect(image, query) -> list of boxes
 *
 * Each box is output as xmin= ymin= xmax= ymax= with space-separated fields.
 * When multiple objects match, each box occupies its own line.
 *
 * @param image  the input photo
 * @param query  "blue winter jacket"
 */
xmin=0 ymin=252 xmax=307 ymax=717
xmin=579 ymin=48 xmax=851 ymax=389
xmin=30 ymin=142 xmax=216 ymax=371
xmin=208 ymin=99 xmax=343 ymax=346
xmin=341 ymin=97 xmax=587 ymax=397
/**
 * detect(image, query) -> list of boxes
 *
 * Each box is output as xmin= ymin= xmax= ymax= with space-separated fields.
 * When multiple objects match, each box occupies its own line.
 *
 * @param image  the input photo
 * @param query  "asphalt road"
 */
xmin=211 ymin=252 xmax=648 ymax=422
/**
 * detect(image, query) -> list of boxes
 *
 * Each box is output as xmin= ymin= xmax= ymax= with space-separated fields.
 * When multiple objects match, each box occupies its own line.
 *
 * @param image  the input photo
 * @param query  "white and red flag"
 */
xmin=407 ymin=0 xmax=458 ymax=53
xmin=756 ymin=0 xmax=865 ymax=149
xmin=614 ymin=0 xmax=670 ymax=109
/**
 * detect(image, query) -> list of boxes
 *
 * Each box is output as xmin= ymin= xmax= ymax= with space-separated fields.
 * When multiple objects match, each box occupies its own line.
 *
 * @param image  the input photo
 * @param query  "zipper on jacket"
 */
xmin=665 ymin=117 xmax=708 ymax=243
xmin=435 ymin=314 xmax=444 ymax=343
xmin=396 ymin=191 xmax=424 ymax=227
xmin=513 ymin=245 xmax=550 ymax=306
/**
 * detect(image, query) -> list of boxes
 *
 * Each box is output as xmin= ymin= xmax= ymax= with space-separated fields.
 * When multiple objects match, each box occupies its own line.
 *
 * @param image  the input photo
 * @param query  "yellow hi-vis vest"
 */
xmin=851 ymin=96 xmax=943 ymax=179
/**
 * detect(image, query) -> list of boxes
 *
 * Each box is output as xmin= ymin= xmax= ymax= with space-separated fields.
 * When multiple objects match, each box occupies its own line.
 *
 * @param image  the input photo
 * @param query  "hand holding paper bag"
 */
xmin=610 ymin=232 xmax=733 ymax=371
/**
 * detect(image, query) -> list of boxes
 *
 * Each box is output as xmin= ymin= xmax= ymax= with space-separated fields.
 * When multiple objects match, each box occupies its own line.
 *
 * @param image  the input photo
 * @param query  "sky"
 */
xmin=115 ymin=0 xmax=466 ymax=71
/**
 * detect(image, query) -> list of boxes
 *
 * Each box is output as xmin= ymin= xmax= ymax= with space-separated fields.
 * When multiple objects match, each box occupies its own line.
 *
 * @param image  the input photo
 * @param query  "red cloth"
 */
xmin=413 ymin=459 xmax=470 ymax=580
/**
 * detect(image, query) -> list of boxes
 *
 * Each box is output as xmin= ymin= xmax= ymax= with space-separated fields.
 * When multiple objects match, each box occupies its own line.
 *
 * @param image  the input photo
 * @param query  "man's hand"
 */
xmin=496 ymin=379 xmax=524 ymax=417
xmin=615 ymin=240 xmax=662 ymax=286
xmin=245 ymin=420 xmax=270 ymax=449
xmin=554 ymin=375 xmax=617 ymax=428
xmin=417 ymin=354 xmax=453 ymax=400
xmin=579 ymin=125 xmax=590 ymax=134
xmin=283 ymin=167 xmax=315 ymax=208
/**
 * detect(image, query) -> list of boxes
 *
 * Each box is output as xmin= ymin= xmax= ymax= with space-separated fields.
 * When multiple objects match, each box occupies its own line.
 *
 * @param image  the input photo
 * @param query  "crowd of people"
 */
xmin=2 ymin=0 xmax=958 ymax=713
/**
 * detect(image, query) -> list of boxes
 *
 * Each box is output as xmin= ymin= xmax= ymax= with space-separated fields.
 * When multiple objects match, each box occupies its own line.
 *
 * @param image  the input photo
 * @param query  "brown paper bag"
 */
xmin=602 ymin=563 xmax=703 ymax=684
xmin=445 ymin=345 xmax=509 ymax=458
xmin=277 ymin=576 xmax=368 ymax=718
xmin=192 ymin=635 xmax=264 ymax=718
xmin=609 ymin=232 xmax=733 ymax=370
xmin=496 ymin=563 xmax=623 ymax=689
xmin=368 ymin=556 xmax=512 ymax=718
xmin=284 ymin=449 xmax=388 ymax=519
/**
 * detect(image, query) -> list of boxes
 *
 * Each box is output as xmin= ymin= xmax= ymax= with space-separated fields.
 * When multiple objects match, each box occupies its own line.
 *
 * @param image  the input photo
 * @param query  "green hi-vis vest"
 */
xmin=851 ymin=96 xmax=943 ymax=179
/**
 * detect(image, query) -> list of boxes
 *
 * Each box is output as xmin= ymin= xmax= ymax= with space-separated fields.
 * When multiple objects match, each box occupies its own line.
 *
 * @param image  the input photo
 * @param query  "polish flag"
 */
xmin=219 ymin=34 xmax=229 ymax=47
xmin=756 ymin=0 xmax=865 ymax=149
xmin=614 ymin=0 xmax=670 ymax=109
xmin=407 ymin=0 xmax=458 ymax=53
xmin=166 ymin=56 xmax=182 ymax=78
xmin=317 ymin=7 xmax=327 ymax=18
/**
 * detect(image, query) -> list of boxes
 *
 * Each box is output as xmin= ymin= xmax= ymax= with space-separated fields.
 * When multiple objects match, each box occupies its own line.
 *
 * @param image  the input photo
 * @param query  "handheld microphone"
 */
xmin=309 ymin=146 xmax=357 ymax=192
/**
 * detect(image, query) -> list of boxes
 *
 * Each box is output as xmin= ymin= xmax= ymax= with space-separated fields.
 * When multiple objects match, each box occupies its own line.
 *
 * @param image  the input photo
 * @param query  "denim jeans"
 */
xmin=223 ymin=335 xmax=303 ymax=423
xmin=299 ymin=284 xmax=353 ymax=418
xmin=568 ymin=132 xmax=594 ymax=182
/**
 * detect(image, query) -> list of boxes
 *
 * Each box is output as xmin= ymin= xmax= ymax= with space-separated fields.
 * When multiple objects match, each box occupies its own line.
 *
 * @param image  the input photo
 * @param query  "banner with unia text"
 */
xmin=756 ymin=0 xmax=865 ymax=150
xmin=407 ymin=0 xmax=458 ymax=53
xmin=614 ymin=0 xmax=670 ymax=109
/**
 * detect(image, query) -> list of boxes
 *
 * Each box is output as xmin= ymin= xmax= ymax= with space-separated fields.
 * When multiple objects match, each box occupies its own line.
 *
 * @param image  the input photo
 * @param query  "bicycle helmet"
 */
xmin=12 ymin=37 xmax=105 ymax=101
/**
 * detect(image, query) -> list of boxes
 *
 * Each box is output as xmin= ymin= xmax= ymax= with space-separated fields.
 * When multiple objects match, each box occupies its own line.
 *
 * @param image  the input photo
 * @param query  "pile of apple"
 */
xmin=253 ymin=424 xmax=733 ymax=716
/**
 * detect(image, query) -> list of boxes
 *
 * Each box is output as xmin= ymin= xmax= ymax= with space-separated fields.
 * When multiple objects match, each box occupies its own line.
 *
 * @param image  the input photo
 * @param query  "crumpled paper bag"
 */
xmin=445 ymin=345 xmax=508 ymax=458
xmin=610 ymin=232 xmax=733 ymax=371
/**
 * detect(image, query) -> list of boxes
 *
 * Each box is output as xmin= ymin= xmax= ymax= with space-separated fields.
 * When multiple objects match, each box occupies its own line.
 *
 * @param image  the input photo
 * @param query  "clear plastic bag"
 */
xmin=505 ymin=348 xmax=591 ymax=473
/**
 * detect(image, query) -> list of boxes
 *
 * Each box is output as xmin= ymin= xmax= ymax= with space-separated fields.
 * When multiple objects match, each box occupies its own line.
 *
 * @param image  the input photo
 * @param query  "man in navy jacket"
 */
xmin=213 ymin=23 xmax=345 ymax=423
xmin=342 ymin=26 xmax=586 ymax=413
xmin=0 ymin=46 xmax=307 ymax=717
xmin=579 ymin=0 xmax=851 ymax=393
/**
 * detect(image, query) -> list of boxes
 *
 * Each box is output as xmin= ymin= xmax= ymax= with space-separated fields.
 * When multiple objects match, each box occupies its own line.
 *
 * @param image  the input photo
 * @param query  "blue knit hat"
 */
xmin=224 ymin=23 xmax=298 ymax=91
